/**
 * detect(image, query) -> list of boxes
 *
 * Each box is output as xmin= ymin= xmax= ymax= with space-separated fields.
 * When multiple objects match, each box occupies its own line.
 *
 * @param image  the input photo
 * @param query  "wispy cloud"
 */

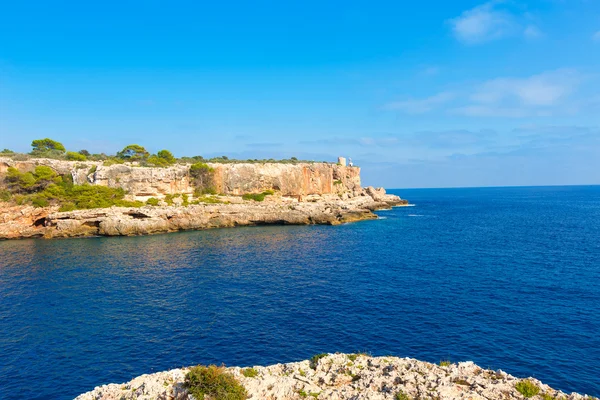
xmin=386 ymin=69 xmax=582 ymax=118
xmin=449 ymin=1 xmax=542 ymax=44
xmin=410 ymin=129 xmax=497 ymax=149
xmin=299 ymin=136 xmax=400 ymax=147
xmin=453 ymin=69 xmax=581 ymax=117
xmin=384 ymin=92 xmax=454 ymax=114
xmin=448 ymin=1 xmax=518 ymax=44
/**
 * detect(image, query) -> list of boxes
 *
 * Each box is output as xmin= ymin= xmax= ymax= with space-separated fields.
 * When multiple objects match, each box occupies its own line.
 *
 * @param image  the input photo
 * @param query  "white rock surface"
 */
xmin=75 ymin=353 xmax=595 ymax=400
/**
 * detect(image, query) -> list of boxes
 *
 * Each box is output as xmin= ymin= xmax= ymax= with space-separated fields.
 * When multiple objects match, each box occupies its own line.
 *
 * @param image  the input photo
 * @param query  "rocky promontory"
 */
xmin=0 ymin=188 xmax=406 ymax=239
xmin=0 ymin=156 xmax=408 ymax=240
xmin=75 ymin=353 xmax=594 ymax=400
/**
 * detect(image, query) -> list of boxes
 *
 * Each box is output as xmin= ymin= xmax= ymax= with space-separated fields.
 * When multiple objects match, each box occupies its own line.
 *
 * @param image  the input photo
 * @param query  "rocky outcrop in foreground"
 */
xmin=0 ymin=189 xmax=406 ymax=239
xmin=75 ymin=353 xmax=594 ymax=400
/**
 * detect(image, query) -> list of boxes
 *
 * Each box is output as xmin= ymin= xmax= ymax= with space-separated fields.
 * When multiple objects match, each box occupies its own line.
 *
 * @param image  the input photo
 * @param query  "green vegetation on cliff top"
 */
xmin=1 ymin=138 xmax=325 ymax=165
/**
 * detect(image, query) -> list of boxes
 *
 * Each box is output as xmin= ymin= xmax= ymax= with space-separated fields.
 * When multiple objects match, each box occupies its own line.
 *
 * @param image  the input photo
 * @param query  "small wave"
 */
xmin=378 ymin=216 xmax=388 ymax=220
xmin=408 ymin=214 xmax=424 ymax=217
xmin=404 ymin=204 xmax=416 ymax=207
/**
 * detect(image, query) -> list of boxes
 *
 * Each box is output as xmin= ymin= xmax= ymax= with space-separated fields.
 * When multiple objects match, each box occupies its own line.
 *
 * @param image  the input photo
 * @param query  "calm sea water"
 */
xmin=1 ymin=186 xmax=599 ymax=399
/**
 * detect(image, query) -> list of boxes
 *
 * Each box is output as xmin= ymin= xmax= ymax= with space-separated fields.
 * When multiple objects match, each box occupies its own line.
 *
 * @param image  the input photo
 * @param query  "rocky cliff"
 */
xmin=0 ymin=157 xmax=362 ymax=200
xmin=0 ymin=157 xmax=402 ymax=240
xmin=75 ymin=353 xmax=593 ymax=400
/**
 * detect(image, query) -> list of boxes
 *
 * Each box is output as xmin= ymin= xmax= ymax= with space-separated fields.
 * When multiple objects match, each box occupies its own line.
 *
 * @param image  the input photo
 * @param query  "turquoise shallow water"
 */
xmin=0 ymin=186 xmax=599 ymax=399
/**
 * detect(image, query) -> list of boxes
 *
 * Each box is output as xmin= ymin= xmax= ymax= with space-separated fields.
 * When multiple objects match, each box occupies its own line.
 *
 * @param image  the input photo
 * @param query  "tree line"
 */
xmin=1 ymin=138 xmax=318 ymax=166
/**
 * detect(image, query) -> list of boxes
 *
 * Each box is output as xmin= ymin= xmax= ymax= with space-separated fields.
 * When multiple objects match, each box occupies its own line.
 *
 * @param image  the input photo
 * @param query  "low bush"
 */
xmin=146 ymin=197 xmax=159 ymax=206
xmin=515 ymin=380 xmax=540 ymax=398
xmin=66 ymin=151 xmax=87 ymax=161
xmin=439 ymin=360 xmax=451 ymax=367
xmin=2 ymin=166 xmax=142 ymax=210
xmin=184 ymin=365 xmax=247 ymax=400
xmin=310 ymin=353 xmax=328 ymax=369
xmin=241 ymin=368 xmax=258 ymax=378
xmin=103 ymin=158 xmax=124 ymax=166
xmin=0 ymin=189 xmax=11 ymax=202
xmin=242 ymin=191 xmax=274 ymax=202
xmin=192 ymin=196 xmax=224 ymax=204
xmin=395 ymin=390 xmax=410 ymax=400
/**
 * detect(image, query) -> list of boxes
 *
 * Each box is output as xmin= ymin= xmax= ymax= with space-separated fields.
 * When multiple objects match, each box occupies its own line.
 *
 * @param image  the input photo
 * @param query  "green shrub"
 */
xmin=242 ymin=191 xmax=274 ymax=202
xmin=88 ymin=165 xmax=97 ymax=174
xmin=66 ymin=151 xmax=87 ymax=161
xmin=59 ymin=202 xmax=76 ymax=212
xmin=31 ymin=194 xmax=49 ymax=208
xmin=184 ymin=365 xmax=247 ymax=400
xmin=0 ymin=189 xmax=11 ymax=202
xmin=395 ymin=390 xmax=410 ymax=400
xmin=164 ymin=194 xmax=175 ymax=206
xmin=515 ymin=380 xmax=540 ymax=398
xmin=439 ymin=360 xmax=451 ymax=367
xmin=103 ymin=158 xmax=124 ymax=166
xmin=333 ymin=180 xmax=343 ymax=185
xmin=242 ymin=368 xmax=258 ymax=378
xmin=310 ymin=353 xmax=328 ymax=369
xmin=242 ymin=193 xmax=265 ymax=202
xmin=193 ymin=196 xmax=224 ymax=204
xmin=1 ymin=148 xmax=14 ymax=154
xmin=182 ymin=193 xmax=189 ymax=206
xmin=5 ymin=166 xmax=59 ymax=193
xmin=146 ymin=197 xmax=160 ymax=206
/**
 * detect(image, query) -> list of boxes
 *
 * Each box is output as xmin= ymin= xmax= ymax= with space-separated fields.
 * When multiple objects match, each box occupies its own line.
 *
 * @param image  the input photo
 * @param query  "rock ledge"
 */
xmin=75 ymin=353 xmax=594 ymax=400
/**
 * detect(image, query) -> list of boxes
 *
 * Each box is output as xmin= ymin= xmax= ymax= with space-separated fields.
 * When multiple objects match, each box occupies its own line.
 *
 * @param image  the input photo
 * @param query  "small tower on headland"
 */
xmin=338 ymin=156 xmax=347 ymax=166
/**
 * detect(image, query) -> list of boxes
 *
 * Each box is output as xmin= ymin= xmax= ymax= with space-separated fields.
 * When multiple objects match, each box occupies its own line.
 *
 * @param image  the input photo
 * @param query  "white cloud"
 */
xmin=470 ymin=69 xmax=579 ymax=107
xmin=384 ymin=92 xmax=454 ymax=114
xmin=448 ymin=1 xmax=518 ymax=44
xmin=593 ymin=31 xmax=600 ymax=41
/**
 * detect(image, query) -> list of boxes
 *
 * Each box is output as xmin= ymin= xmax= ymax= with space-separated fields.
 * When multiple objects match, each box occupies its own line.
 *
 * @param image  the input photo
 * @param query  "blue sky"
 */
xmin=1 ymin=0 xmax=599 ymax=188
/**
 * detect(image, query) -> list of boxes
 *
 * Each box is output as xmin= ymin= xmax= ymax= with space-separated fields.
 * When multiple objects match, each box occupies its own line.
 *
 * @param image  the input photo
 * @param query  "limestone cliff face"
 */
xmin=0 ymin=157 xmax=362 ymax=199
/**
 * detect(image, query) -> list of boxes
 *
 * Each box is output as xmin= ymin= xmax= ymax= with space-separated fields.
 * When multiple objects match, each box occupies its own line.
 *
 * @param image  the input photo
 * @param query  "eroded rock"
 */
xmin=75 ymin=353 xmax=594 ymax=400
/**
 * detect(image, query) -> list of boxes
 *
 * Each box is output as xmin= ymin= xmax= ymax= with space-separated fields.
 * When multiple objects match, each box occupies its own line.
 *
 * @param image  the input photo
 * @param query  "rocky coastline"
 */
xmin=0 ymin=156 xmax=410 ymax=240
xmin=0 ymin=187 xmax=407 ymax=240
xmin=75 ymin=353 xmax=594 ymax=400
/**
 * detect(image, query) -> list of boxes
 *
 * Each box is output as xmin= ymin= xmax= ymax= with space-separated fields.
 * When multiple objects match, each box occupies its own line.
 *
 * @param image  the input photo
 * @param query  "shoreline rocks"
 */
xmin=75 ymin=353 xmax=595 ymax=400
xmin=0 ymin=189 xmax=408 ymax=240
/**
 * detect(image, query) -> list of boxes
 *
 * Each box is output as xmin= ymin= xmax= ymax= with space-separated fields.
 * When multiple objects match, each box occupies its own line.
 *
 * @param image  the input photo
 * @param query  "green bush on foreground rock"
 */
xmin=515 ymin=379 xmax=540 ymax=398
xmin=241 ymin=368 xmax=258 ymax=378
xmin=395 ymin=390 xmax=410 ymax=400
xmin=310 ymin=353 xmax=328 ymax=369
xmin=184 ymin=365 xmax=247 ymax=400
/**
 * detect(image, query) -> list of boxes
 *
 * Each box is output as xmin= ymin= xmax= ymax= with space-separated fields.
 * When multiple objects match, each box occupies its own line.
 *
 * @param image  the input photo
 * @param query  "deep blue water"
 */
xmin=1 ymin=186 xmax=599 ymax=399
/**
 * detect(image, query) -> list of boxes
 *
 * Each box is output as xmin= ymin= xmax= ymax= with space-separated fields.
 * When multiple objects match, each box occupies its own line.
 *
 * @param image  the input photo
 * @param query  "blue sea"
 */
xmin=1 ymin=186 xmax=599 ymax=399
